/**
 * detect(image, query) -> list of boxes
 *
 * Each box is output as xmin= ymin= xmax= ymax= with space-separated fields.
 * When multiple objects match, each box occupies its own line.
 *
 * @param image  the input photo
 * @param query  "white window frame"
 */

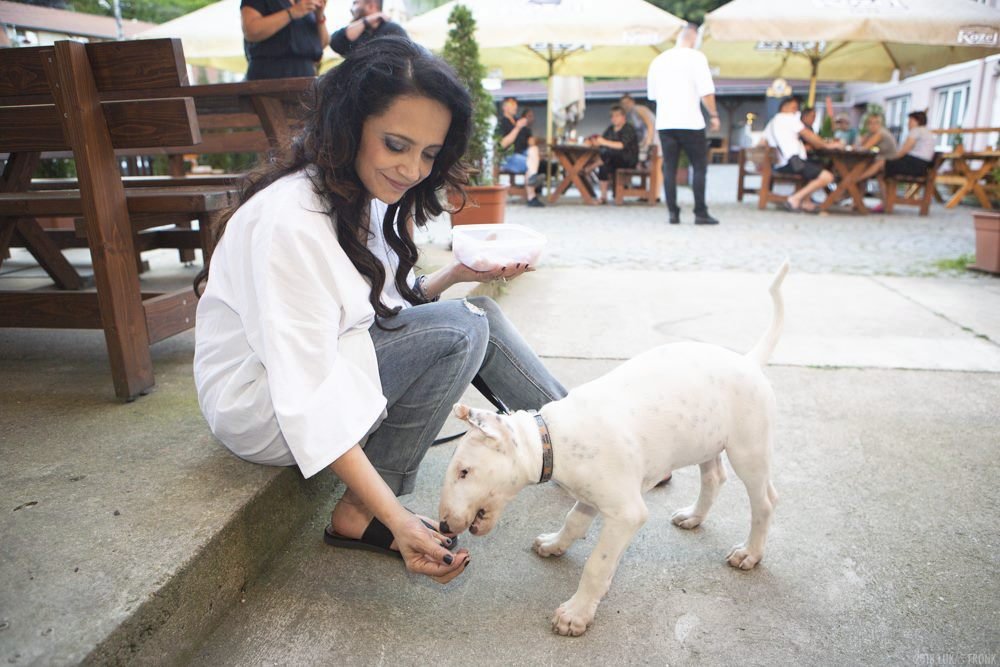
xmin=885 ymin=94 xmax=911 ymax=143
xmin=933 ymin=82 xmax=971 ymax=150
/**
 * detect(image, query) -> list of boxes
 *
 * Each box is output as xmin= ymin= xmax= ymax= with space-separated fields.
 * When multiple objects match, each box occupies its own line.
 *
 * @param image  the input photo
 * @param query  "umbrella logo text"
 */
xmin=957 ymin=26 xmax=999 ymax=47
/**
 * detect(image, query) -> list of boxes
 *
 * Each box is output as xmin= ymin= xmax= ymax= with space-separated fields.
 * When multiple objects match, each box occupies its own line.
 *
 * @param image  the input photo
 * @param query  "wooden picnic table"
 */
xmin=941 ymin=150 xmax=1000 ymax=210
xmin=548 ymin=143 xmax=601 ymax=205
xmin=812 ymin=147 xmax=880 ymax=214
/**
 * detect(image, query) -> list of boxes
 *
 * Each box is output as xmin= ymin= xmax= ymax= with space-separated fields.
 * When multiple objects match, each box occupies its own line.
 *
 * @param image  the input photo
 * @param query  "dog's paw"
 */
xmin=533 ymin=532 xmax=567 ymax=557
xmin=726 ymin=544 xmax=762 ymax=570
xmin=671 ymin=507 xmax=704 ymax=530
xmin=551 ymin=596 xmax=596 ymax=637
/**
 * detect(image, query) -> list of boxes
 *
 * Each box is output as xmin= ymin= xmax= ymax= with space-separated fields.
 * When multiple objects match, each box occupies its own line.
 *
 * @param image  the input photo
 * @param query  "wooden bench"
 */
xmin=494 ymin=165 xmax=527 ymax=200
xmin=882 ymin=152 xmax=946 ymax=216
xmin=0 ymin=38 xmax=240 ymax=400
xmin=17 ymin=77 xmax=311 ymax=264
xmin=614 ymin=144 xmax=662 ymax=205
xmin=736 ymin=146 xmax=805 ymax=209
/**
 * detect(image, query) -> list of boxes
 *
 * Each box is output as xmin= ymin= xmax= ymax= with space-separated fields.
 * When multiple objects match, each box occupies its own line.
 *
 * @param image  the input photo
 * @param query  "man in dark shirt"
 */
xmin=591 ymin=105 xmax=638 ymax=205
xmin=241 ymin=0 xmax=329 ymax=80
xmin=497 ymin=97 xmax=544 ymax=207
xmin=329 ymin=0 xmax=409 ymax=56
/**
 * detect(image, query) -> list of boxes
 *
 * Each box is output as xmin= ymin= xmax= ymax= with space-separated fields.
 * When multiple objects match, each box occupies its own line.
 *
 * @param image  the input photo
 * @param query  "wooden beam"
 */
xmin=46 ymin=40 xmax=154 ymax=400
xmin=144 ymin=288 xmax=197 ymax=344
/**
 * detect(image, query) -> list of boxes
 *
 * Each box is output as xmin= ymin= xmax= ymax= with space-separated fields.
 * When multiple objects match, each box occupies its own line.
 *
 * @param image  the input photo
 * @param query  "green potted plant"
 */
xmin=440 ymin=4 xmax=507 ymax=225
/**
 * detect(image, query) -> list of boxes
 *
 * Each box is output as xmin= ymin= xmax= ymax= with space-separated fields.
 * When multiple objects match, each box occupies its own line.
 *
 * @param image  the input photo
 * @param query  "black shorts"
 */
xmin=776 ymin=156 xmax=824 ymax=182
xmin=885 ymin=155 xmax=932 ymax=178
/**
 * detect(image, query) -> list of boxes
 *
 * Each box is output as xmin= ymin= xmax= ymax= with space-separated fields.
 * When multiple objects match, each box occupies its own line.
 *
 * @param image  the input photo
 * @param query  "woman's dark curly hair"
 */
xmin=194 ymin=36 xmax=473 ymax=327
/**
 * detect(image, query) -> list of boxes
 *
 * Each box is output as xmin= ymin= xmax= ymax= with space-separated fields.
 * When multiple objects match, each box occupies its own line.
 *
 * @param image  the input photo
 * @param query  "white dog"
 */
xmin=439 ymin=262 xmax=788 ymax=636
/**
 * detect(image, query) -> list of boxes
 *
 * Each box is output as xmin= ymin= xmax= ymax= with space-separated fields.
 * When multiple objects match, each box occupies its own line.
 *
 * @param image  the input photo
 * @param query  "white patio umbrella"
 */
xmin=404 ymin=0 xmax=686 ymax=146
xmin=136 ymin=0 xmax=409 ymax=75
xmin=702 ymin=0 xmax=1000 ymax=106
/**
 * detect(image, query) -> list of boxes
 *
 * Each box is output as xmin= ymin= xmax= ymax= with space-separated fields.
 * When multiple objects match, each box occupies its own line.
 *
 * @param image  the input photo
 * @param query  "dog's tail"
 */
xmin=747 ymin=259 xmax=789 ymax=367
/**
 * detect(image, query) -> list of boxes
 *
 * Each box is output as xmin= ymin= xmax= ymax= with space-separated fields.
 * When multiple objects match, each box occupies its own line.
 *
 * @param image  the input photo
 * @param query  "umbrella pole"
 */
xmin=546 ymin=56 xmax=555 ymax=193
xmin=807 ymin=56 xmax=819 ymax=107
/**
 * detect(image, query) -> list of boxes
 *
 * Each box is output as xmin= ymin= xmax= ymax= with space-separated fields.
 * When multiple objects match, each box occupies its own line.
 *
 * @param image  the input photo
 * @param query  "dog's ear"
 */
xmin=452 ymin=403 xmax=471 ymax=421
xmin=463 ymin=407 xmax=506 ymax=443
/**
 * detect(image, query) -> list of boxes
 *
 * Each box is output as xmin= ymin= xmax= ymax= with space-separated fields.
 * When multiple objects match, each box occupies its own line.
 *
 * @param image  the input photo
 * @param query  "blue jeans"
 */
xmin=365 ymin=296 xmax=566 ymax=495
xmin=500 ymin=152 xmax=528 ymax=174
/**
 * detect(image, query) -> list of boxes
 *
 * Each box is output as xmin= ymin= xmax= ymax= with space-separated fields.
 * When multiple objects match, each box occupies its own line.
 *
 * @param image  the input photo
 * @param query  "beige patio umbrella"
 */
xmin=136 ymin=0 xmax=409 ymax=74
xmin=702 ymin=0 xmax=1000 ymax=106
xmin=404 ymin=0 xmax=686 ymax=147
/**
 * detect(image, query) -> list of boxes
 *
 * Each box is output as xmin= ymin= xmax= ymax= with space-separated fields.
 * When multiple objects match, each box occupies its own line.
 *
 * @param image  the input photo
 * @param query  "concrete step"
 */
xmin=0 ymin=238 xmax=491 ymax=666
xmin=0 ymin=323 xmax=342 ymax=665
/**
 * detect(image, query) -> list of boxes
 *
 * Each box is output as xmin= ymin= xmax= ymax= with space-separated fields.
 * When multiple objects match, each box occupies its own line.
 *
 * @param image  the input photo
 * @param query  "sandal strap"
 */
xmin=360 ymin=516 xmax=395 ymax=550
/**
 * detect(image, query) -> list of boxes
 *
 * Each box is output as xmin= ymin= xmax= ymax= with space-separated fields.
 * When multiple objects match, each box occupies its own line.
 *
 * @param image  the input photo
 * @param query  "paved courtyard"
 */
xmin=422 ymin=165 xmax=979 ymax=277
xmin=1 ymin=164 xmax=997 ymax=665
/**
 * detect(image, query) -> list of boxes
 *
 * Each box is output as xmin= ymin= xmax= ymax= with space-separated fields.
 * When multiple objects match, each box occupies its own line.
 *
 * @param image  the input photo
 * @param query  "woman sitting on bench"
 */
xmin=857 ymin=110 xmax=936 ymax=182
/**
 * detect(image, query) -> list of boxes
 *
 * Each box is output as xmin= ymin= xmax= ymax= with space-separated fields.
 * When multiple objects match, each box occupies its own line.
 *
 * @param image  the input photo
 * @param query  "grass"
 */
xmin=933 ymin=254 xmax=976 ymax=272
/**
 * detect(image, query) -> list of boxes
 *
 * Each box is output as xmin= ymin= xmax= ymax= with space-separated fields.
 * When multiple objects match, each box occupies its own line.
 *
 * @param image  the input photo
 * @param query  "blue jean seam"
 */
xmin=486 ymin=333 xmax=561 ymax=404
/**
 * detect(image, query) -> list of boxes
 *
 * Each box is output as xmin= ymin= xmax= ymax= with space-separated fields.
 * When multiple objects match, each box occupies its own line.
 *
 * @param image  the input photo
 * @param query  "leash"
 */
xmin=430 ymin=374 xmax=510 ymax=446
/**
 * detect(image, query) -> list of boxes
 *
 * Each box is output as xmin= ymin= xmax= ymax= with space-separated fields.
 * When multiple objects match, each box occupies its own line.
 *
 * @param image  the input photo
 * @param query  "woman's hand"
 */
xmin=446 ymin=259 xmax=534 ymax=285
xmin=389 ymin=513 xmax=470 ymax=584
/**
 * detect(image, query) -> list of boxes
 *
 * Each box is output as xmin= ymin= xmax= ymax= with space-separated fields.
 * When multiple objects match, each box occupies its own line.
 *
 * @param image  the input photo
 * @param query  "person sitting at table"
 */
xmin=762 ymin=97 xmax=843 ymax=212
xmin=799 ymin=105 xmax=817 ymax=132
xmin=588 ymin=104 xmax=639 ymax=205
xmin=857 ymin=113 xmax=898 ymax=158
xmin=857 ymin=110 xmax=936 ymax=182
xmin=834 ymin=113 xmax=858 ymax=145
xmin=497 ymin=97 xmax=544 ymax=207
xmin=240 ymin=0 xmax=329 ymax=80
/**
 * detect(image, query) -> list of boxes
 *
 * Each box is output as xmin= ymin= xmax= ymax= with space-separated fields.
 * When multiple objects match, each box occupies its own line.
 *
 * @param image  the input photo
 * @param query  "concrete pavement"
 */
xmin=187 ymin=263 xmax=1000 ymax=666
xmin=1 ymin=166 xmax=999 ymax=665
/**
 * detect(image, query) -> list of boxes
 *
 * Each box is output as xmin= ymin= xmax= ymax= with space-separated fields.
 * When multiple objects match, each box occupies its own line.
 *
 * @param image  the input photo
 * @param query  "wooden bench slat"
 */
xmin=0 ymin=98 xmax=200 ymax=152
xmin=0 ymin=186 xmax=236 ymax=217
xmin=0 ymin=289 xmax=196 ymax=340
xmin=0 ymin=40 xmax=186 ymax=102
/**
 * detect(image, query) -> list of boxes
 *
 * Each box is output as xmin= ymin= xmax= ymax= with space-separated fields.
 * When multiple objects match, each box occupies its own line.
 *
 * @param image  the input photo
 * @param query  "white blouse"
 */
xmin=193 ymin=170 xmax=413 ymax=478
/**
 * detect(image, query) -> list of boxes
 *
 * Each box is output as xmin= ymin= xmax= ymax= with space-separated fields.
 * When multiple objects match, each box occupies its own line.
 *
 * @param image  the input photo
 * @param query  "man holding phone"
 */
xmin=241 ymin=0 xmax=329 ymax=80
xmin=329 ymin=0 xmax=409 ymax=56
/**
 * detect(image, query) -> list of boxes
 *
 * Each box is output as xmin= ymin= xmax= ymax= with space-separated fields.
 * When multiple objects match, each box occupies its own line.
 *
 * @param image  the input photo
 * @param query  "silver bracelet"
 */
xmin=414 ymin=275 xmax=439 ymax=303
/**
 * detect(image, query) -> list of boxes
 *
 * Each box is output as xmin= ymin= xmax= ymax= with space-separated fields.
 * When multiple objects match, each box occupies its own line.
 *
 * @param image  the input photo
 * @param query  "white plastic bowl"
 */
xmin=451 ymin=224 xmax=547 ymax=272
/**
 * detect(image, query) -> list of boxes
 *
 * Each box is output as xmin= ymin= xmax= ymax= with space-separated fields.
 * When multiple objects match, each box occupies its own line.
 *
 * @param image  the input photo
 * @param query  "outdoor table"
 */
xmin=942 ymin=150 xmax=1000 ymax=210
xmin=548 ymin=143 xmax=602 ymax=205
xmin=812 ymin=147 xmax=880 ymax=214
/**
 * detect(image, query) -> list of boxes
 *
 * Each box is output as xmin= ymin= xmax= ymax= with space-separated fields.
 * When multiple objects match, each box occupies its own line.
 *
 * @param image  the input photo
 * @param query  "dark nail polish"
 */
xmin=443 ymin=554 xmax=453 ymax=565
xmin=463 ymin=560 xmax=470 ymax=568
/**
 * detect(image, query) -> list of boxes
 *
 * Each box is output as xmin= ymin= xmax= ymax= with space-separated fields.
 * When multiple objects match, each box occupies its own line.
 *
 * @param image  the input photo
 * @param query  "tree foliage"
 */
xmin=645 ymin=0 xmax=728 ymax=25
xmin=440 ymin=4 xmax=494 ymax=183
xmin=8 ymin=0 xmax=218 ymax=24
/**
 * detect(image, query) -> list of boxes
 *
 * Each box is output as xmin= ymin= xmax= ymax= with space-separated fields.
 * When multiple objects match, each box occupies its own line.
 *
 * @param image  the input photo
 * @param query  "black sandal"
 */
xmin=323 ymin=515 xmax=457 ymax=559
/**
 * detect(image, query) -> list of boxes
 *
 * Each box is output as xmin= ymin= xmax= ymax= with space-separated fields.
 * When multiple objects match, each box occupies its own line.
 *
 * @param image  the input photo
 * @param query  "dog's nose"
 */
xmin=439 ymin=520 xmax=451 ymax=534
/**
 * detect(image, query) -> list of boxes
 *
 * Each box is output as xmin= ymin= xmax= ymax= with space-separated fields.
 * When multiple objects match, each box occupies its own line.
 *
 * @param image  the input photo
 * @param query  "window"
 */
xmin=885 ymin=95 xmax=911 ymax=143
xmin=934 ymin=82 xmax=971 ymax=149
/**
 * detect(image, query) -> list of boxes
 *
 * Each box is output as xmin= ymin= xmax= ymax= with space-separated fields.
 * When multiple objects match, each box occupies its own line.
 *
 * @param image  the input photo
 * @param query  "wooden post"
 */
xmin=44 ymin=40 xmax=154 ymax=400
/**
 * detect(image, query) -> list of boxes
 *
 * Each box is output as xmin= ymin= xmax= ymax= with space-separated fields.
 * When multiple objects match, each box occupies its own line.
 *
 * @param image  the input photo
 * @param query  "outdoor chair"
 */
xmin=708 ymin=136 xmax=730 ymax=164
xmin=881 ymin=152 xmax=945 ymax=216
xmin=614 ymin=144 xmax=662 ymax=205
xmin=736 ymin=146 xmax=805 ymax=209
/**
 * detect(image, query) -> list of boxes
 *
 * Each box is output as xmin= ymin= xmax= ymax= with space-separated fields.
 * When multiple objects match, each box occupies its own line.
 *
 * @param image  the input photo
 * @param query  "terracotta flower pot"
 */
xmin=449 ymin=185 xmax=509 ymax=226
xmin=972 ymin=211 xmax=1000 ymax=274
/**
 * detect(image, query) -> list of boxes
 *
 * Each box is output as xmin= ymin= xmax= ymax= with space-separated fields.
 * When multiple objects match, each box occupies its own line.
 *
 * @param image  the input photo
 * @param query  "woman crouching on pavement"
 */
xmin=192 ymin=36 xmax=566 ymax=583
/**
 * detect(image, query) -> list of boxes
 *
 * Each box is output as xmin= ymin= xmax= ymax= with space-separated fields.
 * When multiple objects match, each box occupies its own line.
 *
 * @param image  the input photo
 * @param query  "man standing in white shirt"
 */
xmin=647 ymin=23 xmax=720 ymax=225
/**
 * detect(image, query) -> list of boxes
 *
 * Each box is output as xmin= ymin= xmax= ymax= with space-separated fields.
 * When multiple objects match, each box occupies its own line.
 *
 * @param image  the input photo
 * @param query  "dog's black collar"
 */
xmin=529 ymin=410 xmax=553 ymax=483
